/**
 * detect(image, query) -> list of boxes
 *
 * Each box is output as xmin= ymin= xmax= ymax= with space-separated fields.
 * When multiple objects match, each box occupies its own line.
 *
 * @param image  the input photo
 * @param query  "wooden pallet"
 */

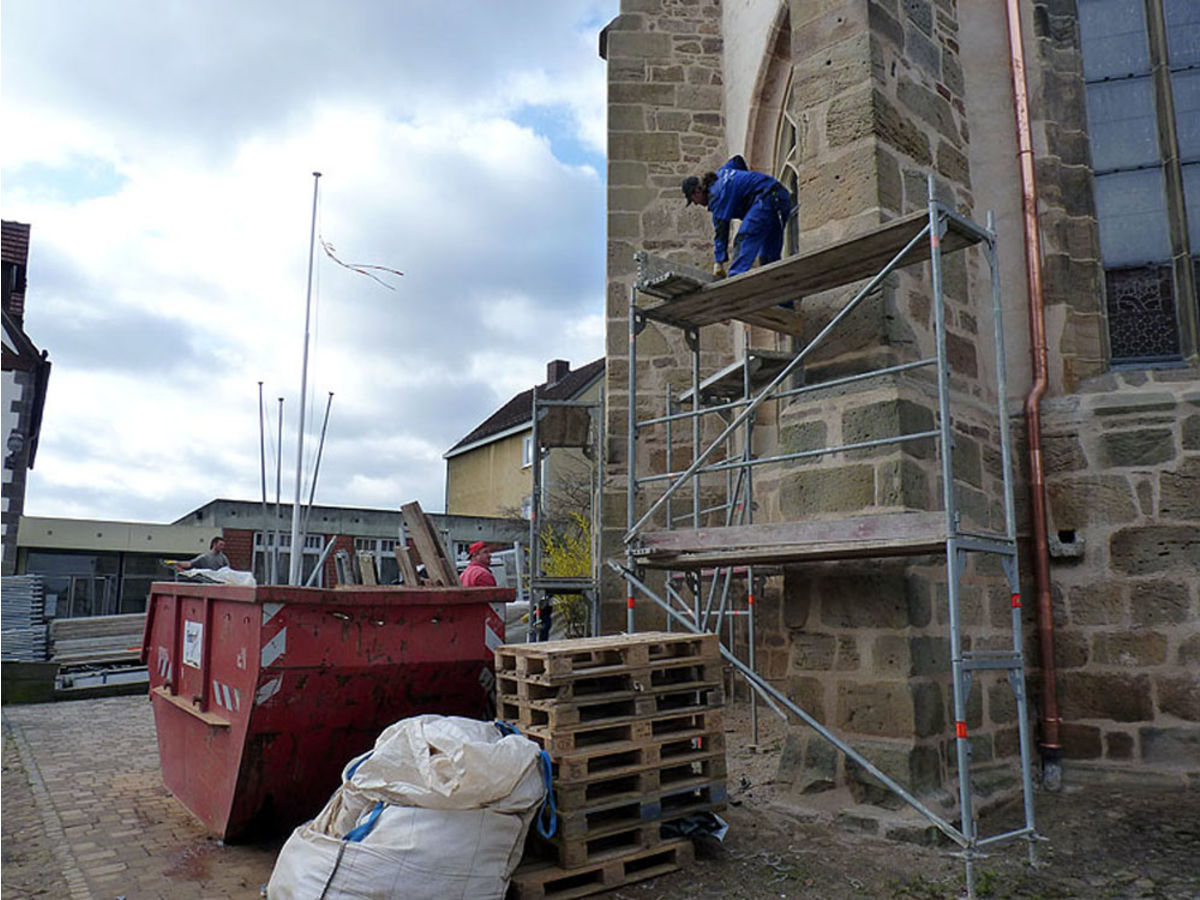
xmin=497 ymin=657 xmax=722 ymax=699
xmin=498 ymin=683 xmax=723 ymax=730
xmin=496 ymin=632 xmax=719 ymax=681
xmin=551 ymin=781 xmax=727 ymax=841
xmin=509 ymin=838 xmax=694 ymax=899
xmin=553 ymin=731 xmax=727 ymax=782
xmin=554 ymin=757 xmax=728 ymax=809
xmin=517 ymin=706 xmax=724 ymax=756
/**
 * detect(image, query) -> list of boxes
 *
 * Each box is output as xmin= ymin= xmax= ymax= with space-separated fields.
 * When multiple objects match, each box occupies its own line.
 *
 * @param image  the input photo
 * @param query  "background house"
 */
xmin=2 ymin=220 xmax=51 ymax=577
xmin=444 ymin=357 xmax=604 ymax=520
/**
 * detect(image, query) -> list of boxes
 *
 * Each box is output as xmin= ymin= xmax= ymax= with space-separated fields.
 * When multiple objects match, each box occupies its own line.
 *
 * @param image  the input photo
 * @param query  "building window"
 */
xmin=1079 ymin=0 xmax=1200 ymax=365
xmin=774 ymin=88 xmax=801 ymax=258
xmin=354 ymin=537 xmax=400 ymax=584
xmin=522 ymin=434 xmax=534 ymax=468
xmin=254 ymin=532 xmax=325 ymax=586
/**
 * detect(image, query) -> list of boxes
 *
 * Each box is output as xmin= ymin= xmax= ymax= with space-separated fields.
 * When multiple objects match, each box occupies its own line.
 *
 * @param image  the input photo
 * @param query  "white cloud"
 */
xmin=3 ymin=0 xmax=614 ymax=523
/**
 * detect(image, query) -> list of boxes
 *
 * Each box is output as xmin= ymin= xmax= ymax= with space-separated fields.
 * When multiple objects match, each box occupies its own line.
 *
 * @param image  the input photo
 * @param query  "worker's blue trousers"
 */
xmin=729 ymin=186 xmax=794 ymax=274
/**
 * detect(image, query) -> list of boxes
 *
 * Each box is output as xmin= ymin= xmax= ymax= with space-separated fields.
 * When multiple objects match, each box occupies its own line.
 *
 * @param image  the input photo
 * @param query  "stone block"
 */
xmin=1183 ymin=414 xmax=1200 ymax=451
xmin=1042 ymin=432 xmax=1088 ymax=474
xmin=1139 ymin=726 xmax=1200 ymax=767
xmin=910 ymin=682 xmax=944 ymax=737
xmin=787 ymin=674 xmax=826 ymax=722
xmin=797 ymin=145 xmax=885 ymax=227
xmin=1091 ymin=631 xmax=1168 ymax=667
xmin=1046 ymin=475 xmax=1137 ymax=528
xmin=1109 ymin=526 xmax=1200 ymax=576
xmin=779 ymin=731 xmax=839 ymax=794
xmin=910 ymin=635 xmax=950 ymax=675
xmin=951 ymin=433 xmax=982 ymax=488
xmin=873 ymin=90 xmax=932 ymax=165
xmin=608 ymin=82 xmax=676 ymax=106
xmin=845 ymin=739 xmax=943 ymax=802
xmin=875 ymin=457 xmax=932 ymax=509
xmin=1055 ymin=628 xmax=1090 ymax=669
xmin=904 ymin=0 xmax=933 ymax=35
xmin=872 ymin=634 xmax=910 ymax=675
xmin=877 ymin=145 xmax=903 ymax=212
xmin=988 ymin=681 xmax=1017 ymax=724
xmin=1060 ymin=671 xmax=1154 ymax=722
xmin=1129 ymin=580 xmax=1191 ymax=626
xmin=1156 ymin=675 xmax=1200 ymax=722
xmin=906 ymin=23 xmax=940 ymax=77
xmin=791 ymin=632 xmax=837 ymax=670
xmin=779 ymin=418 xmax=829 ymax=463
xmin=779 ymin=464 xmax=875 ymax=515
xmin=1180 ymin=634 xmax=1200 ymax=667
xmin=1068 ymin=581 xmax=1126 ymax=626
xmin=1099 ymin=429 xmax=1175 ymax=468
xmin=843 ymin=398 xmax=935 ymax=459
xmin=837 ymin=681 xmax=914 ymax=738
xmin=819 ymin=572 xmax=923 ymax=629
xmin=1105 ymin=730 xmax=1134 ymax=759
xmin=936 ymin=139 xmax=969 ymax=186
xmin=1159 ymin=457 xmax=1200 ymax=521
xmin=783 ymin=571 xmax=815 ymax=628
xmin=836 ymin=635 xmax=863 ymax=671
xmin=827 ymin=87 xmax=875 ymax=148
xmin=896 ymin=75 xmax=959 ymax=142
xmin=792 ymin=32 xmax=873 ymax=108
xmin=1060 ymin=722 xmax=1103 ymax=759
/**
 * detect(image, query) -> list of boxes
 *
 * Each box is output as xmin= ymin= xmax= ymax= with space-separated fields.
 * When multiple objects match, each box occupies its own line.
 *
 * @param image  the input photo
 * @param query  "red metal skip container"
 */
xmin=141 ymin=582 xmax=510 ymax=840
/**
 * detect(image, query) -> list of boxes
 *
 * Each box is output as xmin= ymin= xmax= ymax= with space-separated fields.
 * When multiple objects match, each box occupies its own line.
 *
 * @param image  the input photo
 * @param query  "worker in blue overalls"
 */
xmin=682 ymin=155 xmax=795 ymax=278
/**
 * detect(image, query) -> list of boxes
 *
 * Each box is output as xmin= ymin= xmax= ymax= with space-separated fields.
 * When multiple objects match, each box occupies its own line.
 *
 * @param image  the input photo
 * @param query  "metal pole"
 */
xmin=258 ymin=382 xmax=269 ymax=583
xmin=529 ymin=386 xmax=542 ymax=642
xmin=273 ymin=396 xmax=284 ymax=585
xmin=626 ymin=287 xmax=639 ymax=634
xmin=300 ymin=391 xmax=334 ymax=548
xmin=929 ymin=174 xmax=978 ymax=897
xmin=289 ymin=171 xmax=322 ymax=586
xmin=988 ymin=210 xmax=1039 ymax=865
xmin=626 ymin=221 xmax=933 ymax=542
xmin=610 ymin=560 xmax=967 ymax=847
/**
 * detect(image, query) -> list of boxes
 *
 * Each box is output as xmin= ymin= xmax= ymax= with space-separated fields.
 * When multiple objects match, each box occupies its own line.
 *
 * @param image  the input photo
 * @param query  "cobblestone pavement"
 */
xmin=3 ymin=695 xmax=279 ymax=900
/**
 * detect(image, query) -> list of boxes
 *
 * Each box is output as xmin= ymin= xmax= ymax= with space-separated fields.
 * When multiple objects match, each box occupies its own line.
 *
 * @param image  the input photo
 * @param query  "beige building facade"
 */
xmin=600 ymin=0 xmax=1198 ymax=806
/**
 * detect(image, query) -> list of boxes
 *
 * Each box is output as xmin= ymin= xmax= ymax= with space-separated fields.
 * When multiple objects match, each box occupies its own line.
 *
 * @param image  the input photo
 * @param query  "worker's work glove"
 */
xmin=712 ymin=262 xmax=727 ymax=279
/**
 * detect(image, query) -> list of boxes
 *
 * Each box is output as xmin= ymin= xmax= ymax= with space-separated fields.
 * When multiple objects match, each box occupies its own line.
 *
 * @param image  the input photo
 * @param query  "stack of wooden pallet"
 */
xmin=498 ymin=632 xmax=726 ymax=899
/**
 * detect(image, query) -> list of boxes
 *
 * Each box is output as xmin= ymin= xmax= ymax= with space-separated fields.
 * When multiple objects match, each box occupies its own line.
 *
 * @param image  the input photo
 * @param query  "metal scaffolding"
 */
xmin=527 ymin=386 xmax=604 ymax=640
xmin=616 ymin=177 xmax=1042 ymax=898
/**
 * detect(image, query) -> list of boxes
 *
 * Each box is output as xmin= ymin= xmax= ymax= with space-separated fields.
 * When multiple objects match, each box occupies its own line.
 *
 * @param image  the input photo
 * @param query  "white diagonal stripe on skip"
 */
xmin=261 ymin=602 xmax=284 ymax=625
xmin=261 ymin=627 xmax=287 ymax=667
xmin=256 ymin=677 xmax=282 ymax=704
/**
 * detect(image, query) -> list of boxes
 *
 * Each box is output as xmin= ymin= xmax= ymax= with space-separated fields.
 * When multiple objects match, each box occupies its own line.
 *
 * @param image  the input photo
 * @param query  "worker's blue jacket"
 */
xmin=708 ymin=155 xmax=786 ymax=264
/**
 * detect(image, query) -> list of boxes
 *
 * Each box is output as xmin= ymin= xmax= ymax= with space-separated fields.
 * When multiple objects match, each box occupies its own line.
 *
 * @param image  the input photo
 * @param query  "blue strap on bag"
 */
xmin=495 ymin=721 xmax=557 ymax=839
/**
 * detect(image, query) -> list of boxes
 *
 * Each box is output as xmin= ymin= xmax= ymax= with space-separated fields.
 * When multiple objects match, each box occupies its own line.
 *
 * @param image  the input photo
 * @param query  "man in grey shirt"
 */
xmin=177 ymin=536 xmax=230 ymax=571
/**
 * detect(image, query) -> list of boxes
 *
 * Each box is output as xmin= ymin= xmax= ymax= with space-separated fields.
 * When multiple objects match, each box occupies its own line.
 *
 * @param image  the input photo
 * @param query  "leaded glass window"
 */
xmin=1079 ymin=0 xmax=1199 ymax=365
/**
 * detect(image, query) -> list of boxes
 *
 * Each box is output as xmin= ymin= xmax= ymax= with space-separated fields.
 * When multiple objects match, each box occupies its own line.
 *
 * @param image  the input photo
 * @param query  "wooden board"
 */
xmin=637 ymin=210 xmax=983 ymax=334
xmin=498 ymin=683 xmax=722 ymax=731
xmin=631 ymin=511 xmax=953 ymax=569
xmin=518 ymin=707 xmax=724 ymax=756
xmin=393 ymin=542 xmax=420 ymax=586
xmin=497 ymin=657 xmax=723 ymax=701
xmin=510 ymin=838 xmax=693 ymax=900
xmin=400 ymin=501 xmax=458 ymax=585
xmin=552 ymin=731 xmax=727 ymax=783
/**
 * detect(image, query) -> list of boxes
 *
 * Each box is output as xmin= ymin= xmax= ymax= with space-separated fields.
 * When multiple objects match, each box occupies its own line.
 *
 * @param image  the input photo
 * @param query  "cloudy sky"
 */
xmin=2 ymin=0 xmax=614 ymax=523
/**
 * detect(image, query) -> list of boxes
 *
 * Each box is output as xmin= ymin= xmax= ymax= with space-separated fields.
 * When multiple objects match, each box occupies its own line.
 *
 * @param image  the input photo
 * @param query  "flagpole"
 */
xmin=289 ymin=171 xmax=321 ymax=585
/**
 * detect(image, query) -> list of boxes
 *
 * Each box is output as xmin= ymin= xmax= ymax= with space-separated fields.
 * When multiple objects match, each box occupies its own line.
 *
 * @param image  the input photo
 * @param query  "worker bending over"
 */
xmin=682 ymin=155 xmax=794 ymax=278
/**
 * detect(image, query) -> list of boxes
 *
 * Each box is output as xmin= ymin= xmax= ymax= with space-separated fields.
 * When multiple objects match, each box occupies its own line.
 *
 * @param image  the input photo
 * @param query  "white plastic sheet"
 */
xmin=267 ymin=715 xmax=545 ymax=900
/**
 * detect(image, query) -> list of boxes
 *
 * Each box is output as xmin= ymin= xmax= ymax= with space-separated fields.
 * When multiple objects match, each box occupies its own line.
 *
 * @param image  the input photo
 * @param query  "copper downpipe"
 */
xmin=1005 ymin=0 xmax=1062 ymax=767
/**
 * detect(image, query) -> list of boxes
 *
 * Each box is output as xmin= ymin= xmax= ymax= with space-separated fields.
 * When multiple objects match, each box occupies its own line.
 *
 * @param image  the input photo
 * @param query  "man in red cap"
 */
xmin=460 ymin=541 xmax=497 ymax=587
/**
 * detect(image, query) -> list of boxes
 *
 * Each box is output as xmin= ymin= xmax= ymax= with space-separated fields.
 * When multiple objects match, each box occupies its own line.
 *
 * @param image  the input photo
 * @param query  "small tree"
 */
xmin=539 ymin=512 xmax=592 ymax=637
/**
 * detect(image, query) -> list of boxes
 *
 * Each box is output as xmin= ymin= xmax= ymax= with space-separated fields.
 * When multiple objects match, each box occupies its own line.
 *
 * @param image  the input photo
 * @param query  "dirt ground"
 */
xmin=612 ymin=701 xmax=1200 ymax=900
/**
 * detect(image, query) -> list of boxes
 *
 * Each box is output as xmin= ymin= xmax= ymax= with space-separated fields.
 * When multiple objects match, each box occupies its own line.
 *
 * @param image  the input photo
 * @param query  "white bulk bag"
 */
xmin=267 ymin=715 xmax=546 ymax=900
